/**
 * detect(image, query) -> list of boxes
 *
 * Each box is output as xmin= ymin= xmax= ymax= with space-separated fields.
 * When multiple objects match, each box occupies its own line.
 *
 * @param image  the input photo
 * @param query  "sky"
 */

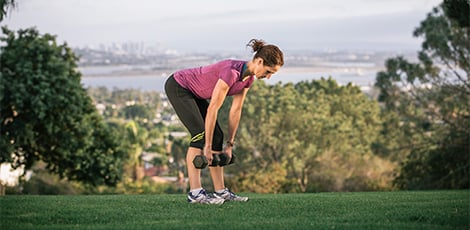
xmin=1 ymin=0 xmax=443 ymax=52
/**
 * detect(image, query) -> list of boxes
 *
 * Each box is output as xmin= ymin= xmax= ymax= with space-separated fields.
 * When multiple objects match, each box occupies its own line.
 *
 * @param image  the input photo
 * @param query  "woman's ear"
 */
xmin=255 ymin=57 xmax=264 ymax=66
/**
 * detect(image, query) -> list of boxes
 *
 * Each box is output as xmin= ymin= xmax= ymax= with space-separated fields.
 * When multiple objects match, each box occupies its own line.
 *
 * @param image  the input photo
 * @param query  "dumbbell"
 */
xmin=193 ymin=153 xmax=236 ymax=169
xmin=218 ymin=152 xmax=236 ymax=166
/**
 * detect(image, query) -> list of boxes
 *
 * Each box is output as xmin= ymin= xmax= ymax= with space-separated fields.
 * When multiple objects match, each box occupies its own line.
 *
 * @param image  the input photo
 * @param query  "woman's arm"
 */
xmin=204 ymin=79 xmax=230 ymax=161
xmin=224 ymin=87 xmax=250 ymax=159
xmin=227 ymin=87 xmax=249 ymax=145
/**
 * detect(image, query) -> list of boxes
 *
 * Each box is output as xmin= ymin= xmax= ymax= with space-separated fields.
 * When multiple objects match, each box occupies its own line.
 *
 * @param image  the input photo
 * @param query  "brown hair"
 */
xmin=247 ymin=39 xmax=284 ymax=67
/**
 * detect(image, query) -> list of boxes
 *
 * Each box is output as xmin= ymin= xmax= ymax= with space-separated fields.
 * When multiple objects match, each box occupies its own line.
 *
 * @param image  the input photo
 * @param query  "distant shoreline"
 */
xmin=81 ymin=65 xmax=380 ymax=92
xmin=80 ymin=66 xmax=384 ymax=78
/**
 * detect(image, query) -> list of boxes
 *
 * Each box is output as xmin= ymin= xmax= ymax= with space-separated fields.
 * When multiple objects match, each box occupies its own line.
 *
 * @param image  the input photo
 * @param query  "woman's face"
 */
xmin=253 ymin=58 xmax=281 ymax=80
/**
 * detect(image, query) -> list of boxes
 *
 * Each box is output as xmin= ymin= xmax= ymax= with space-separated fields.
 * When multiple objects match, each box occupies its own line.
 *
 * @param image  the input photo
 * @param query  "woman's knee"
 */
xmin=212 ymin=129 xmax=224 ymax=152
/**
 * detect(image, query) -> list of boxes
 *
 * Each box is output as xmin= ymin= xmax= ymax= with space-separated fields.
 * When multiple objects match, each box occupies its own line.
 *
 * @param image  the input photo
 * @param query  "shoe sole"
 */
xmin=188 ymin=198 xmax=225 ymax=205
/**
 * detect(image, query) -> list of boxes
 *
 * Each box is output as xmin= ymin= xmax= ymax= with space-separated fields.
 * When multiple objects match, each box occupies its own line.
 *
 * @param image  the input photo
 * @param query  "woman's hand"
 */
xmin=203 ymin=146 xmax=213 ymax=165
xmin=224 ymin=142 xmax=233 ymax=159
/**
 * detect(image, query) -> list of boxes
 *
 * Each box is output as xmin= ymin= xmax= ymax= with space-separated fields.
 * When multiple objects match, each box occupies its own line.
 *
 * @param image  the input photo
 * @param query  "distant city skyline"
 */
xmin=1 ymin=0 xmax=442 ymax=52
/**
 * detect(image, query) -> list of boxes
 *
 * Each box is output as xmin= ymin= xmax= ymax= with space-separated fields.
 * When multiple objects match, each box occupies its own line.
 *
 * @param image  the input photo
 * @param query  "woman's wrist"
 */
xmin=226 ymin=141 xmax=235 ymax=148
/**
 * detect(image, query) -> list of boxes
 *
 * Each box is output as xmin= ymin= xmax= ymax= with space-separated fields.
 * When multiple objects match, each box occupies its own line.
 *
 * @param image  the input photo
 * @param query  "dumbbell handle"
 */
xmin=208 ymin=154 xmax=221 ymax=167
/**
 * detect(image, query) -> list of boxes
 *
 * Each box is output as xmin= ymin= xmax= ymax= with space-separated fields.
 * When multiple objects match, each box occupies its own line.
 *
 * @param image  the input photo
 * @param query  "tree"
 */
xmin=123 ymin=121 xmax=149 ymax=181
xmin=0 ymin=0 xmax=16 ymax=22
xmin=121 ymin=104 xmax=156 ymax=120
xmin=375 ymin=0 xmax=469 ymax=189
xmin=223 ymin=79 xmax=393 ymax=192
xmin=0 ymin=27 xmax=125 ymax=186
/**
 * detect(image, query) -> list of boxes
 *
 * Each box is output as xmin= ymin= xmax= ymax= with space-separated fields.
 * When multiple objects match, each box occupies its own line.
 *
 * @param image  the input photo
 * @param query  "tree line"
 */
xmin=1 ymin=0 xmax=468 ymax=194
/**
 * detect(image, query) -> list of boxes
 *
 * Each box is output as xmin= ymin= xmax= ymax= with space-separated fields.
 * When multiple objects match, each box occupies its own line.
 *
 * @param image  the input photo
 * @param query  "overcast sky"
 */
xmin=1 ymin=0 xmax=442 ymax=52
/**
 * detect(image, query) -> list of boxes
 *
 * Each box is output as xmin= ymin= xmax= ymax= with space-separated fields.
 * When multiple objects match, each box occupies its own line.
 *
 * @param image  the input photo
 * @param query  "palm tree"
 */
xmin=125 ymin=121 xmax=148 ymax=181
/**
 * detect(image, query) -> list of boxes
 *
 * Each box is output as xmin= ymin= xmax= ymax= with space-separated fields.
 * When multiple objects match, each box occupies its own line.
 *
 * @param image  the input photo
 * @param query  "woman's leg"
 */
xmin=165 ymin=76 xmax=226 ymax=192
xmin=186 ymin=147 xmax=203 ymax=190
xmin=209 ymin=166 xmax=225 ymax=191
xmin=165 ymin=76 xmax=206 ymax=190
xmin=194 ymin=99 xmax=226 ymax=191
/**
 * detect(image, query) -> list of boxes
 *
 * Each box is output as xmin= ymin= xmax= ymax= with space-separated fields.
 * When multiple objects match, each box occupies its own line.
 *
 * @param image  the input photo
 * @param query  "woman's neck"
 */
xmin=242 ymin=61 xmax=254 ymax=78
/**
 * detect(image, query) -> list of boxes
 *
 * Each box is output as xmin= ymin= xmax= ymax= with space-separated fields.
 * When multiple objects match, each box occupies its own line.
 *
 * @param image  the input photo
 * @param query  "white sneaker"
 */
xmin=214 ymin=188 xmax=249 ymax=202
xmin=187 ymin=189 xmax=224 ymax=205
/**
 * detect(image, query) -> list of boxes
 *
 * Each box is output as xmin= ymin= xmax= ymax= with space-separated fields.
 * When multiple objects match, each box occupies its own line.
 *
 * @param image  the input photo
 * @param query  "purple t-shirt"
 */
xmin=173 ymin=60 xmax=254 ymax=99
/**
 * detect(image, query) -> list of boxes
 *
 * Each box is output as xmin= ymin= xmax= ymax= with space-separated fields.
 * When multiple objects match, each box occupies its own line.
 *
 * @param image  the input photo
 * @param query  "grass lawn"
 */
xmin=1 ymin=190 xmax=469 ymax=229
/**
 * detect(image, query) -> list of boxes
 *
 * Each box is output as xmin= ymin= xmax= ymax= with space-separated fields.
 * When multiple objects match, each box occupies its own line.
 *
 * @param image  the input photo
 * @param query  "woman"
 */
xmin=165 ymin=39 xmax=284 ymax=204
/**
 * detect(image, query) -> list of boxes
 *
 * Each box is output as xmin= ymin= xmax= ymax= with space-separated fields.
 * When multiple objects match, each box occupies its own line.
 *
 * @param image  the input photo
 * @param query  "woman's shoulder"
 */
xmin=207 ymin=59 xmax=244 ymax=71
xmin=226 ymin=59 xmax=245 ymax=70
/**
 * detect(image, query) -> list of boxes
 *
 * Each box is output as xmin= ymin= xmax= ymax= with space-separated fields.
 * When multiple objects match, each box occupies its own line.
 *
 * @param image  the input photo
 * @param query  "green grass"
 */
xmin=1 ymin=190 xmax=469 ymax=229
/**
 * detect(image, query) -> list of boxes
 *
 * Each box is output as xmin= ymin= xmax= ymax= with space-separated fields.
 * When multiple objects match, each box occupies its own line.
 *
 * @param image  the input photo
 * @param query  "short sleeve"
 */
xmin=219 ymin=68 xmax=239 ymax=87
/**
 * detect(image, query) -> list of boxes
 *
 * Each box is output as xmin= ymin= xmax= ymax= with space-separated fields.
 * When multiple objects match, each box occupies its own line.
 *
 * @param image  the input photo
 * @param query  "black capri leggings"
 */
xmin=164 ymin=75 xmax=224 ymax=151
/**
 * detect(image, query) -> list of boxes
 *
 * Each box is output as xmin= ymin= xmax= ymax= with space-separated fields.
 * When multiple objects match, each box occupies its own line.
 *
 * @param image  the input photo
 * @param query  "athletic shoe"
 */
xmin=214 ymin=188 xmax=249 ymax=202
xmin=187 ymin=189 xmax=224 ymax=205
